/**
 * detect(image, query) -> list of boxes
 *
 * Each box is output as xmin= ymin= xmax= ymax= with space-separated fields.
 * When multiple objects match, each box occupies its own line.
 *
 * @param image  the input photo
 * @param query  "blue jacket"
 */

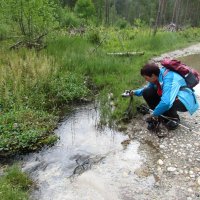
xmin=134 ymin=67 xmax=199 ymax=116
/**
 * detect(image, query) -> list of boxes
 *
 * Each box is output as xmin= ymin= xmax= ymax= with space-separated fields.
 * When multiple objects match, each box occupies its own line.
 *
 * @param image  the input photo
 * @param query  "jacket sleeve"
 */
xmin=153 ymin=75 xmax=181 ymax=116
xmin=134 ymin=82 xmax=155 ymax=96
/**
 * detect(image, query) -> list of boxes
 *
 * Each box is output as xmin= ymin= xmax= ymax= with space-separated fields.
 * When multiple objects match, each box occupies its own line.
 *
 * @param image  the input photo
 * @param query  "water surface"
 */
xmin=22 ymin=104 xmax=154 ymax=200
xmin=178 ymin=54 xmax=200 ymax=94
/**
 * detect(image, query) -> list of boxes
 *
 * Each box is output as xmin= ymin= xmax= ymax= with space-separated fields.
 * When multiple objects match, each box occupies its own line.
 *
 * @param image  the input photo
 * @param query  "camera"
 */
xmin=121 ymin=90 xmax=132 ymax=97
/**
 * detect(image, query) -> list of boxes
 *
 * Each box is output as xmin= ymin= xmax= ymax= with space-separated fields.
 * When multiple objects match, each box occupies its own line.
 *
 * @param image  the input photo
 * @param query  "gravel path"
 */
xmin=126 ymin=43 xmax=200 ymax=200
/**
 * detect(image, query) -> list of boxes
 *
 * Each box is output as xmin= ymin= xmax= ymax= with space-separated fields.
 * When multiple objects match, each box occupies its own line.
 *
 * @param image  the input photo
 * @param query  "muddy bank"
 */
xmin=125 ymin=43 xmax=200 ymax=199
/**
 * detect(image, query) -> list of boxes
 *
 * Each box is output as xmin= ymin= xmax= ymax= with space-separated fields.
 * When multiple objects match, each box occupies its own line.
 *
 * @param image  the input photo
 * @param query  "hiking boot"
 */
xmin=146 ymin=117 xmax=160 ymax=131
xmin=165 ymin=119 xmax=180 ymax=130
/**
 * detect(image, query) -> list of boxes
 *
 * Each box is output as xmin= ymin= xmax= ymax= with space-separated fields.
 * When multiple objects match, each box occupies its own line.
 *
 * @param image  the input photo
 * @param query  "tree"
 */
xmin=74 ymin=0 xmax=95 ymax=20
xmin=0 ymin=0 xmax=59 ymax=39
xmin=153 ymin=0 xmax=163 ymax=35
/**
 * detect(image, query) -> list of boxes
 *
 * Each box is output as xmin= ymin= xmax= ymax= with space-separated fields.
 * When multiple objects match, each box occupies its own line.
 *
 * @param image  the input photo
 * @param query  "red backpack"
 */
xmin=161 ymin=58 xmax=200 ymax=88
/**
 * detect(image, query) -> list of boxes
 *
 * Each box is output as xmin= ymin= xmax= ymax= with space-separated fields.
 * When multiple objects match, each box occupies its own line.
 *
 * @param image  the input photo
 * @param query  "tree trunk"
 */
xmin=172 ymin=0 xmax=178 ymax=23
xmin=175 ymin=0 xmax=182 ymax=30
xmin=153 ymin=0 xmax=162 ymax=35
xmin=19 ymin=0 xmax=26 ymax=35
xmin=160 ymin=0 xmax=166 ymax=26
xmin=183 ymin=0 xmax=189 ymax=24
xmin=105 ymin=0 xmax=110 ymax=25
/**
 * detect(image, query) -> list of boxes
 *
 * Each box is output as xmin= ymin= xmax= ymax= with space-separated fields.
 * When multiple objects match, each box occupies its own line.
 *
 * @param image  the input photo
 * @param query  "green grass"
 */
xmin=0 ymin=45 xmax=89 ymax=155
xmin=0 ymin=165 xmax=33 ymax=200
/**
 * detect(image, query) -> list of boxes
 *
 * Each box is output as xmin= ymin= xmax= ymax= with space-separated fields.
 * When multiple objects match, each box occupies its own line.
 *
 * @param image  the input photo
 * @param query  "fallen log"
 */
xmin=9 ymin=32 xmax=48 ymax=50
xmin=107 ymin=51 xmax=144 ymax=56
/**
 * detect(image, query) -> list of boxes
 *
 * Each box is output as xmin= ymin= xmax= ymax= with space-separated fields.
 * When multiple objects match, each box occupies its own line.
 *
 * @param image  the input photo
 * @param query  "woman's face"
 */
xmin=143 ymin=74 xmax=158 ymax=83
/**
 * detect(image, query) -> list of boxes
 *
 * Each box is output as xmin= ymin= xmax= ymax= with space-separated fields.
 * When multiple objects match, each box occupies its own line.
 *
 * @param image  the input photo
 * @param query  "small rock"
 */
xmin=197 ymin=177 xmax=200 ymax=186
xmin=185 ymin=170 xmax=189 ymax=174
xmin=159 ymin=145 xmax=165 ymax=149
xmin=194 ymin=143 xmax=199 ymax=146
xmin=167 ymin=167 xmax=176 ymax=172
xmin=188 ymin=188 xmax=193 ymax=193
xmin=190 ymin=174 xmax=195 ymax=178
xmin=157 ymin=159 xmax=164 ymax=166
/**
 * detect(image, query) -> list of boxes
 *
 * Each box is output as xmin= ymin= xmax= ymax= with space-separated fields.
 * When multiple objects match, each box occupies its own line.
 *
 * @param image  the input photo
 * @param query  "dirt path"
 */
xmin=126 ymin=43 xmax=200 ymax=200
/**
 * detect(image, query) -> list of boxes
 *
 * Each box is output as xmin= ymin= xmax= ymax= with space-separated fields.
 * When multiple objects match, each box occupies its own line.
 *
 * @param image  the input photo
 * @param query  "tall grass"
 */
xmin=0 ymin=50 xmax=56 ymax=110
xmin=0 ymin=48 xmax=89 ymax=154
xmin=0 ymin=165 xmax=32 ymax=200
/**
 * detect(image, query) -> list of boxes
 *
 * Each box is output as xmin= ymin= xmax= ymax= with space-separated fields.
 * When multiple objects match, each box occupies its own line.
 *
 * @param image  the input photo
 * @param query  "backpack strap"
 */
xmin=163 ymin=69 xmax=169 ymax=77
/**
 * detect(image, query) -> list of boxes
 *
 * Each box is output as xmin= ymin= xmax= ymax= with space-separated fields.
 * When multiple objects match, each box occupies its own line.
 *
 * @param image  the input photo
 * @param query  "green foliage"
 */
xmin=74 ymin=0 xmax=95 ymax=20
xmin=86 ymin=28 xmax=101 ymax=44
xmin=0 ymin=109 xmax=58 ymax=154
xmin=0 ymin=165 xmax=32 ymax=200
xmin=57 ymin=7 xmax=82 ymax=27
xmin=0 ymin=0 xmax=59 ymax=39
xmin=115 ymin=18 xmax=130 ymax=29
xmin=179 ymin=27 xmax=200 ymax=41
xmin=133 ymin=18 xmax=147 ymax=28
xmin=0 ymin=48 xmax=89 ymax=155
xmin=0 ymin=50 xmax=88 ymax=112
xmin=0 ymin=24 xmax=11 ymax=41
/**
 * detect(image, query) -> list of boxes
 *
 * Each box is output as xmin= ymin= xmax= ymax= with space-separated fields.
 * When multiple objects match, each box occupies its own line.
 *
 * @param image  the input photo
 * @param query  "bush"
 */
xmin=0 ymin=165 xmax=32 ymax=200
xmin=0 ymin=109 xmax=58 ymax=154
xmin=115 ymin=18 xmax=130 ymax=29
xmin=58 ymin=8 xmax=82 ymax=28
xmin=86 ymin=29 xmax=101 ymax=44
xmin=0 ymin=24 xmax=10 ymax=41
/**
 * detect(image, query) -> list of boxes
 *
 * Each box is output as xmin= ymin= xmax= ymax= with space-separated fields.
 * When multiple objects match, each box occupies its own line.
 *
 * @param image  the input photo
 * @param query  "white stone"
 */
xmin=179 ymin=170 xmax=183 ymax=174
xmin=157 ymin=159 xmax=164 ymax=166
xmin=197 ymin=177 xmax=200 ymax=186
xmin=159 ymin=145 xmax=165 ymax=149
xmin=188 ymin=188 xmax=193 ymax=193
xmin=167 ymin=167 xmax=176 ymax=172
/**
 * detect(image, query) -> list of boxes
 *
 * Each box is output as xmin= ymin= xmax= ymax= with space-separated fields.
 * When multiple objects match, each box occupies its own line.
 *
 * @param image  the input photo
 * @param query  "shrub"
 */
xmin=0 ymin=24 xmax=10 ymax=41
xmin=86 ymin=29 xmax=101 ymax=44
xmin=0 ymin=165 xmax=32 ymax=200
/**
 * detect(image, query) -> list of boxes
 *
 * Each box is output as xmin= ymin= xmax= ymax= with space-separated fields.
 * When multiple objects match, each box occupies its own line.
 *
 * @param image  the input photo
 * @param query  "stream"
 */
xmin=19 ymin=53 xmax=200 ymax=200
xmin=178 ymin=53 xmax=200 ymax=93
xmin=22 ymin=103 xmax=155 ymax=200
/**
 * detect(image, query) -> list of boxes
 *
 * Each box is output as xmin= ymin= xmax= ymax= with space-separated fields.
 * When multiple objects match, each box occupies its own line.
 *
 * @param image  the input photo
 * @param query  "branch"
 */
xmin=107 ymin=52 xmax=144 ymax=57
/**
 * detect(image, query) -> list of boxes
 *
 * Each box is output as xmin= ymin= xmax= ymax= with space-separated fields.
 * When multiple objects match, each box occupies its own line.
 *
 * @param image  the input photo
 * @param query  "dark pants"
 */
xmin=142 ymin=87 xmax=187 ymax=120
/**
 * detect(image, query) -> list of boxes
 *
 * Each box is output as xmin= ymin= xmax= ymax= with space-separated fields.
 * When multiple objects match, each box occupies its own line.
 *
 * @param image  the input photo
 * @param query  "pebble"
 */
xmin=188 ymin=188 xmax=193 ymax=193
xmin=159 ymin=145 xmax=165 ymax=149
xmin=194 ymin=143 xmax=199 ymax=146
xmin=157 ymin=159 xmax=164 ymax=166
xmin=179 ymin=169 xmax=183 ymax=174
xmin=197 ymin=177 xmax=200 ymax=186
xmin=167 ymin=167 xmax=176 ymax=172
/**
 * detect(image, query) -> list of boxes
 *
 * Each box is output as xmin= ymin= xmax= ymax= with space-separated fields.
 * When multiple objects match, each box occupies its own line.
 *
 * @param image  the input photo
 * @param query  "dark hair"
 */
xmin=140 ymin=63 xmax=160 ymax=77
